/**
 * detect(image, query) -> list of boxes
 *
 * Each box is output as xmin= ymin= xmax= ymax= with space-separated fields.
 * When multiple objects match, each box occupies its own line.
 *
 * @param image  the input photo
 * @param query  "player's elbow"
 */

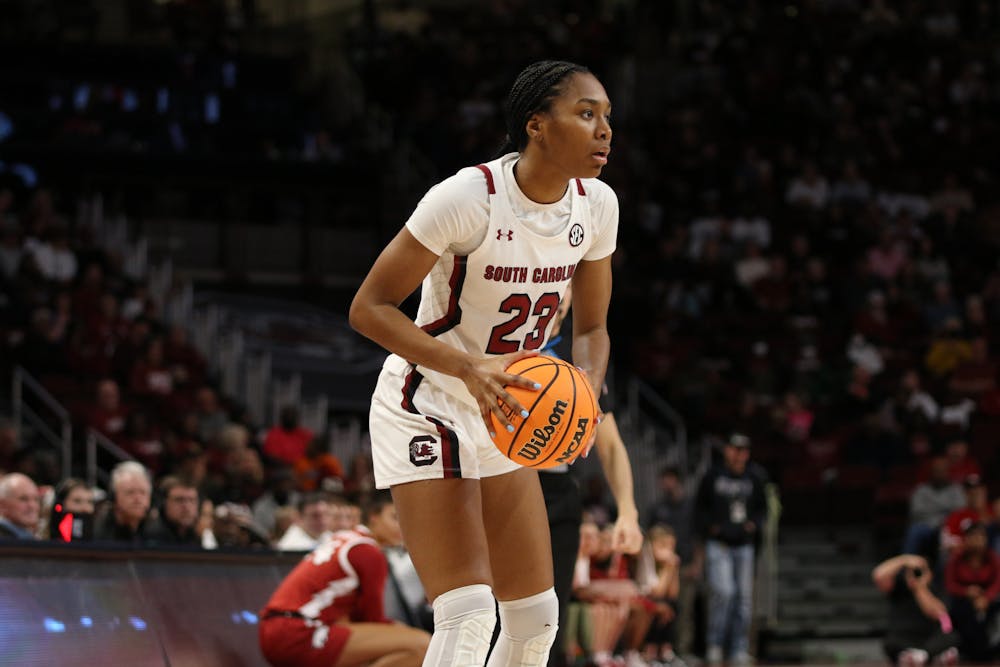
xmin=348 ymin=295 xmax=374 ymax=337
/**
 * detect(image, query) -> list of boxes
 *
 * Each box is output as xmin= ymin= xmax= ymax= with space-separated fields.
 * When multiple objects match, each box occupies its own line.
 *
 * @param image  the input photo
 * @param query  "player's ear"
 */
xmin=525 ymin=115 xmax=543 ymax=143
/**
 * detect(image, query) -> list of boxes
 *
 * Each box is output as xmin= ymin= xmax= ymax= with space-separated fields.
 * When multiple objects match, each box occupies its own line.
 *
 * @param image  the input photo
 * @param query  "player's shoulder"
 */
xmin=577 ymin=177 xmax=618 ymax=205
xmin=423 ymin=164 xmax=492 ymax=206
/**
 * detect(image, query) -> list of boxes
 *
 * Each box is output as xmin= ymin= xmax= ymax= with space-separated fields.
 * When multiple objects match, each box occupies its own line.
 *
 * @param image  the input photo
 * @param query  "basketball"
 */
xmin=489 ymin=356 xmax=600 ymax=468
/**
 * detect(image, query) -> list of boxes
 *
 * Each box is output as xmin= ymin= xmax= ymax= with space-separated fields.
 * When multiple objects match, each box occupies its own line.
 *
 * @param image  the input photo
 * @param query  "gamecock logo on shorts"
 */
xmin=568 ymin=223 xmax=584 ymax=247
xmin=409 ymin=435 xmax=438 ymax=467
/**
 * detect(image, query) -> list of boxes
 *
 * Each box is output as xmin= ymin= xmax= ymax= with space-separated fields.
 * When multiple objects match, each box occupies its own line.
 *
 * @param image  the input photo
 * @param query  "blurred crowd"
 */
xmin=344 ymin=0 xmax=1000 ymax=515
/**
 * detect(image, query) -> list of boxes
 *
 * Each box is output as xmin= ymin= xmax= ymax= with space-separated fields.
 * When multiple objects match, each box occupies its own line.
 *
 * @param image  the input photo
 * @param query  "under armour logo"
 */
xmin=497 ymin=229 xmax=514 ymax=241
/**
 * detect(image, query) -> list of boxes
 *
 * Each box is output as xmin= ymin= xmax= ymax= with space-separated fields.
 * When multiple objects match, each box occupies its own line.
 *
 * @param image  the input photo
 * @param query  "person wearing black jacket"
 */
xmin=143 ymin=476 xmax=202 ymax=547
xmin=693 ymin=434 xmax=768 ymax=666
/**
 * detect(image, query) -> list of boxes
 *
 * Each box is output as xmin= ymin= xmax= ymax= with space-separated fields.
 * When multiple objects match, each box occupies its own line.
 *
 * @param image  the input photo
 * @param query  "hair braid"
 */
xmin=497 ymin=60 xmax=591 ymax=155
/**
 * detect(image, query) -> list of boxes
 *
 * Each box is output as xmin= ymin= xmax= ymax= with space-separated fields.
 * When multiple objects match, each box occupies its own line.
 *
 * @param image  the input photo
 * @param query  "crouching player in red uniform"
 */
xmin=259 ymin=492 xmax=430 ymax=667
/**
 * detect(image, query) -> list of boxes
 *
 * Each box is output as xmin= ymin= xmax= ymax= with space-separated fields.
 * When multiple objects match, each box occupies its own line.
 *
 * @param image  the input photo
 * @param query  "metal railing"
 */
xmin=626 ymin=376 xmax=688 ymax=473
xmin=11 ymin=366 xmax=72 ymax=480
xmin=85 ymin=428 xmax=134 ymax=488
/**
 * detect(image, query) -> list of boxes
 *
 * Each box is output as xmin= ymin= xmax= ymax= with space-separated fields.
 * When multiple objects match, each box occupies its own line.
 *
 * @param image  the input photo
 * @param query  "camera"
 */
xmin=911 ymin=567 xmax=924 ymax=578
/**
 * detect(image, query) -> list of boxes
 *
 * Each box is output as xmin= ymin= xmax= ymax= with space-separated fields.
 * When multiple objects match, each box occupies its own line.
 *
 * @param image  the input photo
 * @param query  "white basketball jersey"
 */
xmin=405 ymin=156 xmax=595 ymax=407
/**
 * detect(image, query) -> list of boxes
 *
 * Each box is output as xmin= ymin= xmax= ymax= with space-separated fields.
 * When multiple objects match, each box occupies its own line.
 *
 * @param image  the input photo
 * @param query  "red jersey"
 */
xmin=262 ymin=528 xmax=391 ymax=626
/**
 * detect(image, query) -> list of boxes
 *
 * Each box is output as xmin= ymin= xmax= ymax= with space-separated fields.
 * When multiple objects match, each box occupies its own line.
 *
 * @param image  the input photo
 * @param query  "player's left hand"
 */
xmin=611 ymin=514 xmax=643 ymax=554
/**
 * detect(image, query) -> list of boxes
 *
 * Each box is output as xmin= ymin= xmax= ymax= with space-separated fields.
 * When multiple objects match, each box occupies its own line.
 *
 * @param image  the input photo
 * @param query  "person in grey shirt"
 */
xmin=903 ymin=455 xmax=964 ymax=555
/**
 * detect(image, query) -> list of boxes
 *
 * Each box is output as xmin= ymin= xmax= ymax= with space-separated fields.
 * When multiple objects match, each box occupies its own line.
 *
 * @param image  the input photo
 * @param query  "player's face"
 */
xmin=534 ymin=72 xmax=612 ymax=178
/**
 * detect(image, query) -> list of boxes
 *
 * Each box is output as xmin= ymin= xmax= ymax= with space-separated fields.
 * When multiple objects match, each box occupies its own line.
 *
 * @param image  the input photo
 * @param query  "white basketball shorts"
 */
xmin=369 ymin=359 xmax=521 ymax=489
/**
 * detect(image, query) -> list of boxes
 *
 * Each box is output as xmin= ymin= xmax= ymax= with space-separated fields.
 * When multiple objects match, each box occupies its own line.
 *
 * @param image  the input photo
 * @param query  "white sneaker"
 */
xmin=625 ymin=652 xmax=650 ymax=667
xmin=705 ymin=646 xmax=723 ymax=666
xmin=898 ymin=648 xmax=929 ymax=667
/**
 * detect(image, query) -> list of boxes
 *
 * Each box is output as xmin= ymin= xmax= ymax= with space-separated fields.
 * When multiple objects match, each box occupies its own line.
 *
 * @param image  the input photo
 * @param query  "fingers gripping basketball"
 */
xmin=489 ymin=357 xmax=599 ymax=468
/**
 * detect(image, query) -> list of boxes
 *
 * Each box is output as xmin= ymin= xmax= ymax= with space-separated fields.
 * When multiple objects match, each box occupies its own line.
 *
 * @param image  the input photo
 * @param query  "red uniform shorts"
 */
xmin=259 ymin=615 xmax=352 ymax=667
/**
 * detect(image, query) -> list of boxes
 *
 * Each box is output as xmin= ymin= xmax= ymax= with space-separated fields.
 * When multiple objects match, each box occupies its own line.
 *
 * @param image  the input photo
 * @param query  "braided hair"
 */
xmin=499 ymin=60 xmax=591 ymax=155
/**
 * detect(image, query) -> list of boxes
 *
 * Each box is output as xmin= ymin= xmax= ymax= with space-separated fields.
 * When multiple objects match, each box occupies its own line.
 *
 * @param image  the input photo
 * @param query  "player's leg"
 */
xmin=481 ymin=467 xmax=559 ymax=666
xmin=335 ymin=623 xmax=430 ymax=667
xmin=391 ymin=478 xmax=498 ymax=666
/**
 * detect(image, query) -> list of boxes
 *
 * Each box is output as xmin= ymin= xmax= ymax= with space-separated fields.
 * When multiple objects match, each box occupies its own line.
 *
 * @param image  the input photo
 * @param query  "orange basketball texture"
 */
xmin=489 ymin=357 xmax=599 ymax=469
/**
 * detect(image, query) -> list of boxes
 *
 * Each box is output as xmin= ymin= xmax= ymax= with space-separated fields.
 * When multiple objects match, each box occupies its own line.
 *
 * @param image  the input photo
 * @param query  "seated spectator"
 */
xmin=212 ymin=501 xmax=269 ymax=549
xmin=252 ymin=466 xmax=302 ymax=539
xmin=872 ymin=553 xmax=958 ymax=667
xmin=194 ymin=386 xmax=228 ymax=445
xmin=47 ymin=477 xmax=95 ymax=541
xmin=0 ymin=472 xmax=41 ymax=539
xmin=943 ymin=440 xmax=981 ymax=485
xmin=903 ymin=456 xmax=964 ymax=556
xmin=258 ymin=496 xmax=430 ymax=667
xmin=144 ymin=476 xmax=202 ymax=547
xmin=945 ymin=521 xmax=1000 ymax=662
xmin=271 ymin=505 xmax=300 ymax=546
xmin=941 ymin=475 xmax=992 ymax=555
xmin=85 ymin=378 xmax=130 ymax=442
xmin=293 ymin=435 xmax=345 ymax=493
xmin=948 ymin=337 xmax=997 ymax=400
xmin=163 ymin=324 xmax=207 ymax=389
xmin=263 ymin=405 xmax=313 ymax=466
xmin=276 ymin=492 xmax=333 ymax=551
xmin=128 ymin=336 xmax=175 ymax=407
xmin=573 ymin=522 xmax=645 ymax=667
xmin=367 ymin=490 xmax=432 ymax=631
xmin=119 ymin=410 xmax=165 ymax=474
xmin=93 ymin=461 xmax=152 ymax=543
xmin=641 ymin=525 xmax=684 ymax=667
xmin=111 ymin=317 xmax=152 ymax=385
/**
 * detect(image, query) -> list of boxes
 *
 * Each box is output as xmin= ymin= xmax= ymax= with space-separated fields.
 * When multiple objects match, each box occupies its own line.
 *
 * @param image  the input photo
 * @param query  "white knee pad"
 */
xmin=486 ymin=587 xmax=559 ymax=667
xmin=422 ymin=584 xmax=497 ymax=667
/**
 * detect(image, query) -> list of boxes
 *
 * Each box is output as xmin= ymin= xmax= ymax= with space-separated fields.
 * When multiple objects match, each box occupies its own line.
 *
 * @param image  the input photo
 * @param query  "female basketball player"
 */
xmin=350 ymin=60 xmax=618 ymax=666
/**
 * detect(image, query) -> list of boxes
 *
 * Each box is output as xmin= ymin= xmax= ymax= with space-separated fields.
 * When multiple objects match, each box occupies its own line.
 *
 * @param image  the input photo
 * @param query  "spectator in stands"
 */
xmin=571 ymin=520 xmax=640 ymax=667
xmin=163 ymin=324 xmax=206 ymax=389
xmin=263 ymin=404 xmax=313 ymax=466
xmin=276 ymin=491 xmax=333 ymax=551
xmin=641 ymin=525 xmax=684 ymax=667
xmin=903 ymin=456 xmax=965 ymax=556
xmin=367 ymin=490 xmax=432 ymax=631
xmin=645 ymin=466 xmax=700 ymax=659
xmin=872 ymin=553 xmax=958 ymax=667
xmin=111 ymin=317 xmax=152 ymax=385
xmin=194 ymin=386 xmax=228 ymax=445
xmin=212 ymin=501 xmax=269 ymax=549
xmin=252 ymin=466 xmax=302 ymax=539
xmin=144 ymin=476 xmax=202 ymax=547
xmin=258 ymin=495 xmax=430 ymax=667
xmin=85 ymin=378 xmax=129 ymax=442
xmin=128 ymin=336 xmax=175 ymax=408
xmin=119 ymin=410 xmax=164 ymax=474
xmin=94 ymin=460 xmax=151 ymax=543
xmin=293 ymin=434 xmax=345 ymax=493
xmin=0 ymin=472 xmax=41 ymax=539
xmin=47 ymin=477 xmax=95 ymax=541
xmin=943 ymin=440 xmax=981 ymax=485
xmin=694 ymin=433 xmax=768 ymax=666
xmin=942 ymin=475 xmax=992 ymax=555
xmin=0 ymin=218 xmax=21 ymax=280
xmin=945 ymin=520 xmax=1000 ymax=662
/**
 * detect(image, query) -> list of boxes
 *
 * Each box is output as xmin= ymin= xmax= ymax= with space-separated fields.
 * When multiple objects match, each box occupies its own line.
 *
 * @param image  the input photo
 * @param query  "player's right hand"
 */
xmin=460 ymin=350 xmax=540 ymax=437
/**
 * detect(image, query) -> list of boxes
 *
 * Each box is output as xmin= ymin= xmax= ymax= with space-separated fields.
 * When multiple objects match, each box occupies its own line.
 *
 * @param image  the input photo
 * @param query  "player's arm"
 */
xmin=350 ymin=227 xmax=537 ymax=433
xmin=593 ymin=411 xmax=642 ymax=554
xmin=568 ymin=256 xmax=612 ymax=395
xmin=348 ymin=542 xmax=392 ymax=623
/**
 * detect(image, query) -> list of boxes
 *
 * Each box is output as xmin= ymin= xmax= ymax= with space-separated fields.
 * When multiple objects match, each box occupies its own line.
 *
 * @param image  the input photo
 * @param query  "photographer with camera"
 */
xmin=872 ymin=553 xmax=958 ymax=666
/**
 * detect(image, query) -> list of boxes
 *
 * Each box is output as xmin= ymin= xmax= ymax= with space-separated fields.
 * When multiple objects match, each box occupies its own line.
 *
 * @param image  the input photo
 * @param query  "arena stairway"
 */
xmin=762 ymin=525 xmax=887 ymax=664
